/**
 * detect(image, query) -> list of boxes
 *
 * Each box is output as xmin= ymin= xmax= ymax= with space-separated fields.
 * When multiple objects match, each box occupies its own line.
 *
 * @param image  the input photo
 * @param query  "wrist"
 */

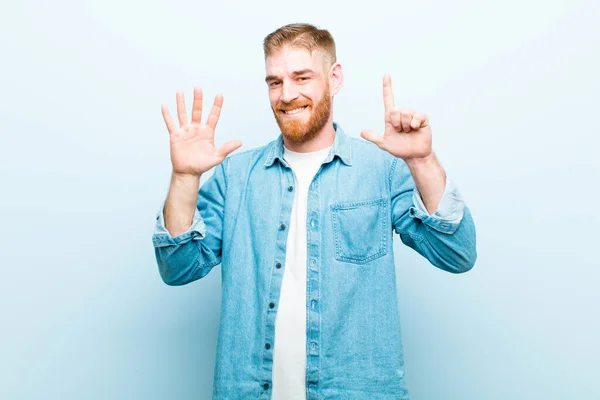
xmin=171 ymin=172 xmax=201 ymax=187
xmin=404 ymin=151 xmax=436 ymax=169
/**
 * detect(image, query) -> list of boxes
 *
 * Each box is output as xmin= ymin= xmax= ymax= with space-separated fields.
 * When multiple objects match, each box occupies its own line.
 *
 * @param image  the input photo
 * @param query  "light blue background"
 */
xmin=1 ymin=0 xmax=598 ymax=398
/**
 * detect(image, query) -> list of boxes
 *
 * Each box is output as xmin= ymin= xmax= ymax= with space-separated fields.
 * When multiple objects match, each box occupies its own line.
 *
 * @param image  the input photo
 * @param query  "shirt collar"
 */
xmin=264 ymin=121 xmax=353 ymax=168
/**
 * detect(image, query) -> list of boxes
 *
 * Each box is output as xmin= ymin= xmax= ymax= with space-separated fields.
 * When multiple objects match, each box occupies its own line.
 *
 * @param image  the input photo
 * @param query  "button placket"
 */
xmin=261 ymin=169 xmax=295 ymax=393
xmin=306 ymin=174 xmax=322 ymax=394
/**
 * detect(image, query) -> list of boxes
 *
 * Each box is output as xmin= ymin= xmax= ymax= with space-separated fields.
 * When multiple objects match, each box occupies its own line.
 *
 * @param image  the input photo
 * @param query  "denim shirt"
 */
xmin=152 ymin=122 xmax=477 ymax=399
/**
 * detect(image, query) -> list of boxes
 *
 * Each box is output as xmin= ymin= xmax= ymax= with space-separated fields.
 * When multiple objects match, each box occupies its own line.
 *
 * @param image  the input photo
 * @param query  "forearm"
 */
xmin=405 ymin=152 xmax=446 ymax=215
xmin=164 ymin=172 xmax=202 ymax=237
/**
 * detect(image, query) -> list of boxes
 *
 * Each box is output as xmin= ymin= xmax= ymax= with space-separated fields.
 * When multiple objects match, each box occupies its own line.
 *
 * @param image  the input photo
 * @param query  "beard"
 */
xmin=271 ymin=84 xmax=332 ymax=144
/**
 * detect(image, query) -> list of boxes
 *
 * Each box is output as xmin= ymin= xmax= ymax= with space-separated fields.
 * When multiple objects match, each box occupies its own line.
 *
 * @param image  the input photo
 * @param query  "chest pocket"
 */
xmin=331 ymin=197 xmax=388 ymax=264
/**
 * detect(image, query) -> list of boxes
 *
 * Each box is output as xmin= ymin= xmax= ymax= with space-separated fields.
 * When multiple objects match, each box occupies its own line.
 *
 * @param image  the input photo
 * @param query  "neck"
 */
xmin=283 ymin=116 xmax=336 ymax=153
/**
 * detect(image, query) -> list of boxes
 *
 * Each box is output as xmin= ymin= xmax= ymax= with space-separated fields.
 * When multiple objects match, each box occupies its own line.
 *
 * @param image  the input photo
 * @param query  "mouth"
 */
xmin=280 ymin=105 xmax=308 ymax=116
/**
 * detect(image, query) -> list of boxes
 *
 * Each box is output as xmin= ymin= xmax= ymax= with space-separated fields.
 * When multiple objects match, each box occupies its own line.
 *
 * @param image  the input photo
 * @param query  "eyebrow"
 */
xmin=265 ymin=69 xmax=315 ymax=83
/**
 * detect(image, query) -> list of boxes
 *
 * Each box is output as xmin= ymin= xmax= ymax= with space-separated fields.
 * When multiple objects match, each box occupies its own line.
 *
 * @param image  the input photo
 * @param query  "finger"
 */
xmin=400 ymin=109 xmax=412 ymax=132
xmin=390 ymin=106 xmax=402 ymax=130
xmin=411 ymin=113 xmax=427 ymax=130
xmin=206 ymin=94 xmax=224 ymax=131
xmin=176 ymin=91 xmax=187 ymax=127
xmin=383 ymin=74 xmax=395 ymax=113
xmin=161 ymin=104 xmax=176 ymax=135
xmin=360 ymin=129 xmax=386 ymax=150
xmin=191 ymin=87 xmax=203 ymax=124
xmin=217 ymin=140 xmax=243 ymax=159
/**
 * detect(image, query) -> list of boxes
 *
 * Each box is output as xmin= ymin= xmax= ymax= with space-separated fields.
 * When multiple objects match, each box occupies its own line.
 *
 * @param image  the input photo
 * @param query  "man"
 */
xmin=153 ymin=23 xmax=476 ymax=400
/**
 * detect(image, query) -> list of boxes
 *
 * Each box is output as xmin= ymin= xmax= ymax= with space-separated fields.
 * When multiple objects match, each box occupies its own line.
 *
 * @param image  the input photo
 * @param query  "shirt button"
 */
xmin=269 ymin=302 xmax=275 ymax=309
xmin=288 ymin=186 xmax=294 ymax=192
xmin=280 ymin=223 xmax=286 ymax=230
xmin=276 ymin=262 xmax=282 ymax=269
xmin=263 ymin=383 xmax=269 ymax=390
xmin=265 ymin=343 xmax=271 ymax=349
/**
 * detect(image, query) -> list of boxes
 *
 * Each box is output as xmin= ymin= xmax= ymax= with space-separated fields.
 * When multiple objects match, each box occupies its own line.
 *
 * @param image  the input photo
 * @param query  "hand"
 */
xmin=161 ymin=87 xmax=242 ymax=177
xmin=361 ymin=74 xmax=432 ymax=161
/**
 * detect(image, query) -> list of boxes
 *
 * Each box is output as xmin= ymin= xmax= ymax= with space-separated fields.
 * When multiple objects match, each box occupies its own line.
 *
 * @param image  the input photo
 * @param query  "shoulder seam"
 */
xmin=224 ymin=157 xmax=229 ymax=192
xmin=389 ymin=156 xmax=398 ymax=187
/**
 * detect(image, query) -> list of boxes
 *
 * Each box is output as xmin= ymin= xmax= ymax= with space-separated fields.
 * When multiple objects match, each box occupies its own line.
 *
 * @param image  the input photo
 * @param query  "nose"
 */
xmin=280 ymin=81 xmax=299 ymax=104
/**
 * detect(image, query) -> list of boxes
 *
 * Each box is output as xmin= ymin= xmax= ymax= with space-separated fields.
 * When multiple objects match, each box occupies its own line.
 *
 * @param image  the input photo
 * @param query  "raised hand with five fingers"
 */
xmin=161 ymin=87 xmax=242 ymax=177
xmin=361 ymin=74 xmax=432 ymax=161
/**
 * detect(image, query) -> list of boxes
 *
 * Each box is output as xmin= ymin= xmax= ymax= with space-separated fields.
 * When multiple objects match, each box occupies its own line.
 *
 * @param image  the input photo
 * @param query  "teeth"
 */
xmin=284 ymin=106 xmax=306 ymax=115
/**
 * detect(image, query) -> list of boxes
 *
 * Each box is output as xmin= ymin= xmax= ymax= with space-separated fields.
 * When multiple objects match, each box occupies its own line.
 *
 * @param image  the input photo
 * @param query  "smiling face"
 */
xmin=265 ymin=47 xmax=338 ymax=144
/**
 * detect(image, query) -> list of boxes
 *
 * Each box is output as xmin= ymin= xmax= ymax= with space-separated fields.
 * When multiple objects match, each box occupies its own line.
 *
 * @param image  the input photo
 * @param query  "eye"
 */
xmin=298 ymin=77 xmax=309 ymax=82
xmin=269 ymin=81 xmax=281 ymax=87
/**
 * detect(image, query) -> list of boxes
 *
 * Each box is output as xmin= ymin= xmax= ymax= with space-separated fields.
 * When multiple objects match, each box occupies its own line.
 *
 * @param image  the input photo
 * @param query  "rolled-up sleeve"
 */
xmin=152 ymin=204 xmax=206 ymax=248
xmin=410 ymin=176 xmax=465 ymax=235
xmin=390 ymin=157 xmax=477 ymax=273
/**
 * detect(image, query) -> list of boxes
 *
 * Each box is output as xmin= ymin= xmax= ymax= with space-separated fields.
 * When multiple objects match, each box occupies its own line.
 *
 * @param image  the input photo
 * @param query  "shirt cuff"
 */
xmin=152 ymin=204 xmax=206 ymax=248
xmin=409 ymin=176 xmax=465 ymax=234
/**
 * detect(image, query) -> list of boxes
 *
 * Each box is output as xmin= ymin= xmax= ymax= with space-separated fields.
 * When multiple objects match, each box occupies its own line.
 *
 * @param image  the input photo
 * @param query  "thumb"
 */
xmin=360 ymin=130 xmax=386 ymax=149
xmin=217 ymin=140 xmax=243 ymax=159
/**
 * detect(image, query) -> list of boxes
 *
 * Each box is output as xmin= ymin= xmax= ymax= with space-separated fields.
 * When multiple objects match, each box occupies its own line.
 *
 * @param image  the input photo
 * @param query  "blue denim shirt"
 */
xmin=152 ymin=122 xmax=477 ymax=399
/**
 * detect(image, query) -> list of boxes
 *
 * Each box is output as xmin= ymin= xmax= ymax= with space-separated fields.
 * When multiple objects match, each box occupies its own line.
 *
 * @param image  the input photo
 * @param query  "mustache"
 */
xmin=277 ymin=100 xmax=312 ymax=111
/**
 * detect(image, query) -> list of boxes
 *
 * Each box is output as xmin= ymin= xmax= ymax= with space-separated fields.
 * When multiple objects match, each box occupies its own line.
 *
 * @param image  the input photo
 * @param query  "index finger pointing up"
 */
xmin=383 ymin=74 xmax=395 ymax=112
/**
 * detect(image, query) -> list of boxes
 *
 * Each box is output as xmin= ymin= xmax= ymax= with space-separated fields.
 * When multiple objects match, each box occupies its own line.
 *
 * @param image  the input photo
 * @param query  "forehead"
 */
xmin=265 ymin=47 xmax=326 ymax=77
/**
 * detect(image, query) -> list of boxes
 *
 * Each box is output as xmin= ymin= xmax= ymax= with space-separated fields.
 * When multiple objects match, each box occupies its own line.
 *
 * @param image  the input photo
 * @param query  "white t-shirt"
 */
xmin=272 ymin=144 xmax=332 ymax=400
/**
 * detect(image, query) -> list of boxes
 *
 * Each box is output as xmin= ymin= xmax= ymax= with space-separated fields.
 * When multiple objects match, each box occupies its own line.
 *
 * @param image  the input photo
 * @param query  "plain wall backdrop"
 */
xmin=1 ymin=0 xmax=598 ymax=398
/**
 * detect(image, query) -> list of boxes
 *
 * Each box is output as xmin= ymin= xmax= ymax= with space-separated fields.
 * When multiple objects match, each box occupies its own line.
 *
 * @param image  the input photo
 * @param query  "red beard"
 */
xmin=271 ymin=85 xmax=332 ymax=144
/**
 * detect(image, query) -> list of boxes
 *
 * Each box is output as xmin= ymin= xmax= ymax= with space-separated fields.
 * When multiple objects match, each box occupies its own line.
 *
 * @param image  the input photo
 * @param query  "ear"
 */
xmin=328 ymin=62 xmax=343 ymax=96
